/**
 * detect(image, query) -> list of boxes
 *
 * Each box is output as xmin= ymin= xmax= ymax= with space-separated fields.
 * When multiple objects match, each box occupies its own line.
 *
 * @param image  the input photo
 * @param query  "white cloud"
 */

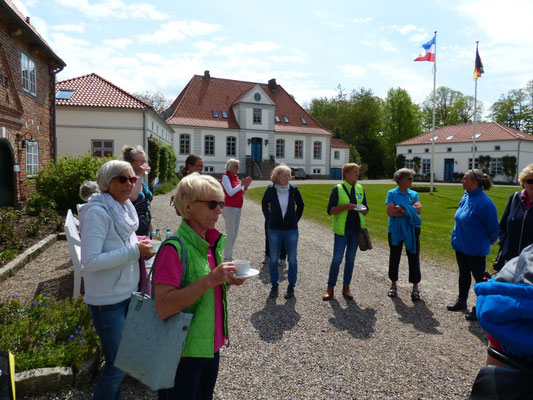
xmin=51 ymin=24 xmax=85 ymax=33
xmin=353 ymin=17 xmax=373 ymax=23
xmin=215 ymin=41 xmax=279 ymax=56
xmin=103 ymin=38 xmax=134 ymax=49
xmin=340 ymin=65 xmax=366 ymax=78
xmin=11 ymin=0 xmax=30 ymax=17
xmin=312 ymin=10 xmax=344 ymax=28
xmin=138 ymin=20 xmax=221 ymax=43
xmin=54 ymin=0 xmax=167 ymax=20
xmin=379 ymin=39 xmax=397 ymax=53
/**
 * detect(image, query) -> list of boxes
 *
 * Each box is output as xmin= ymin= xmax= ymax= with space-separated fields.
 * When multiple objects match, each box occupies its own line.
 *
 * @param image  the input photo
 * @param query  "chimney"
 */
xmin=25 ymin=17 xmax=30 ymax=24
xmin=203 ymin=70 xmax=210 ymax=82
xmin=268 ymin=79 xmax=278 ymax=92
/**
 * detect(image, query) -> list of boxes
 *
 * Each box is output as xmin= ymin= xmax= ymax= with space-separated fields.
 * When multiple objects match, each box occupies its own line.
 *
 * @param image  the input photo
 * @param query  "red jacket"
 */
xmin=221 ymin=172 xmax=244 ymax=208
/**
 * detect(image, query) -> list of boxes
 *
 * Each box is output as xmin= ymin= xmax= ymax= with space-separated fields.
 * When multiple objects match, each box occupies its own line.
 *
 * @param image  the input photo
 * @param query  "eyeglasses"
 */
xmin=526 ymin=179 xmax=533 ymax=184
xmin=197 ymin=200 xmax=225 ymax=210
xmin=113 ymin=175 xmax=137 ymax=184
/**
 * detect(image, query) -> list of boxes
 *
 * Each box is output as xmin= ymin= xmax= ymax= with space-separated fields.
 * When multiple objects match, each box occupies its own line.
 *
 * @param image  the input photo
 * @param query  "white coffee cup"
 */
xmin=233 ymin=260 xmax=250 ymax=276
xmin=151 ymin=240 xmax=162 ymax=253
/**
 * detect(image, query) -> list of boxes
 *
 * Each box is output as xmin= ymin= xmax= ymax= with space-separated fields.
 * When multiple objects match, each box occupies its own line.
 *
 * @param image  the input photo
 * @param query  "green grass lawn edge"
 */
xmin=247 ymin=183 xmax=520 ymax=272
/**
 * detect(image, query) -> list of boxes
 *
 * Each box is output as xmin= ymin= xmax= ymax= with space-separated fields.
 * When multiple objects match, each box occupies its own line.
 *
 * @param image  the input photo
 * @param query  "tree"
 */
xmin=381 ymin=88 xmax=422 ymax=176
xmin=490 ymin=89 xmax=532 ymax=134
xmin=133 ymin=90 xmax=172 ymax=116
xmin=395 ymin=154 xmax=405 ymax=170
xmin=413 ymin=157 xmax=421 ymax=175
xmin=349 ymin=144 xmax=361 ymax=165
xmin=502 ymin=155 xmax=517 ymax=183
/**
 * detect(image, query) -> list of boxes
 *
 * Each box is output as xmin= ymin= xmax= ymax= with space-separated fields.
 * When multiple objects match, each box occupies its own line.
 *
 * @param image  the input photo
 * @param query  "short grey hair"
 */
xmin=225 ymin=158 xmax=239 ymax=171
xmin=174 ymin=173 xmax=224 ymax=219
xmin=79 ymin=181 xmax=100 ymax=202
xmin=96 ymin=160 xmax=134 ymax=192
xmin=394 ymin=168 xmax=415 ymax=184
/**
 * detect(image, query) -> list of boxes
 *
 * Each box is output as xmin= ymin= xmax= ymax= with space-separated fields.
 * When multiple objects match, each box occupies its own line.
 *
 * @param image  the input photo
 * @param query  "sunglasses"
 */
xmin=197 ymin=200 xmax=225 ymax=210
xmin=526 ymin=179 xmax=533 ymax=184
xmin=113 ymin=175 xmax=137 ymax=184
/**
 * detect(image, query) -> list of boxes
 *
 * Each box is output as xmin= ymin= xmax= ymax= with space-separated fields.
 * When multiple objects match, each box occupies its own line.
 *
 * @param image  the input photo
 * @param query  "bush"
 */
xmin=411 ymin=185 xmax=438 ymax=193
xmin=36 ymin=155 xmax=109 ymax=212
xmin=153 ymin=176 xmax=179 ymax=195
xmin=0 ymin=208 xmax=23 ymax=250
xmin=0 ymin=294 xmax=101 ymax=373
xmin=147 ymin=137 xmax=160 ymax=188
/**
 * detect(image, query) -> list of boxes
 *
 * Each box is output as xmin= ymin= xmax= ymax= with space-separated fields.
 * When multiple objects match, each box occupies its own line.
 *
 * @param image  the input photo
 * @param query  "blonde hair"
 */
xmin=342 ymin=163 xmax=359 ymax=179
xmin=394 ymin=168 xmax=415 ymax=184
xmin=174 ymin=173 xmax=224 ymax=219
xmin=518 ymin=163 xmax=533 ymax=187
xmin=122 ymin=145 xmax=145 ymax=164
xmin=271 ymin=165 xmax=292 ymax=184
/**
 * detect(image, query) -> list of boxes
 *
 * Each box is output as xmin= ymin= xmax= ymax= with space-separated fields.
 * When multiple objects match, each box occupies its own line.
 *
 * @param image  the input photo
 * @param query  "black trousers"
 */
xmin=388 ymin=227 xmax=421 ymax=284
xmin=455 ymin=251 xmax=486 ymax=302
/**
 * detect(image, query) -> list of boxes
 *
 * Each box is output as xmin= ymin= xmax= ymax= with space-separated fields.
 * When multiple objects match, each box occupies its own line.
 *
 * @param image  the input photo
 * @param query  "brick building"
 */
xmin=0 ymin=0 xmax=65 ymax=207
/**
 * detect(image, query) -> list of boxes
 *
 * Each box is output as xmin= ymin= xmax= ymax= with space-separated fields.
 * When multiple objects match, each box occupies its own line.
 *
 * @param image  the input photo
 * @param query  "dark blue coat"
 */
xmin=499 ymin=191 xmax=533 ymax=261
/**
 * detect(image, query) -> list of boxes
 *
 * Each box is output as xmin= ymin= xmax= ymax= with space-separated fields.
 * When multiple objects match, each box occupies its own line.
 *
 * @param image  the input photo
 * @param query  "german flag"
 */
xmin=474 ymin=48 xmax=484 ymax=79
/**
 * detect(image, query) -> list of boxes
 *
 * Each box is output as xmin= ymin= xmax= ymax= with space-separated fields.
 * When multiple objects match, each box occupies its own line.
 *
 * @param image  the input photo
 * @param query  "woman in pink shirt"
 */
xmin=154 ymin=173 xmax=244 ymax=399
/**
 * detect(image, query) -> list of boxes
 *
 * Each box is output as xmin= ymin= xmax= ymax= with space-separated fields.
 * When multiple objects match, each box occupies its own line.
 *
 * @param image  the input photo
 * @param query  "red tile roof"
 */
xmin=397 ymin=122 xmax=533 ymax=146
xmin=2 ymin=0 xmax=65 ymax=68
xmin=331 ymin=138 xmax=350 ymax=149
xmin=56 ymin=73 xmax=151 ymax=109
xmin=167 ymin=74 xmax=332 ymax=136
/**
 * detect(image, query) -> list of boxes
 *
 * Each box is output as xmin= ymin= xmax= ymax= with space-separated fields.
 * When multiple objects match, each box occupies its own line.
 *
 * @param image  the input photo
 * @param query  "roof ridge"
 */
xmin=167 ymin=76 xmax=195 ymax=120
xmin=493 ymin=121 xmax=522 ymax=139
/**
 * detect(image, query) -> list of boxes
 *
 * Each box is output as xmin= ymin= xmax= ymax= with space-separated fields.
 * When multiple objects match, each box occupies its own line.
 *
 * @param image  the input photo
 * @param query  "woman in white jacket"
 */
xmin=79 ymin=160 xmax=153 ymax=399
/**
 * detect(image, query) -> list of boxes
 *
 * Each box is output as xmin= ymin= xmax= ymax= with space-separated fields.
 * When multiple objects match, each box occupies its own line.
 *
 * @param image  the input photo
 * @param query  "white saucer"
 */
xmin=234 ymin=268 xmax=259 ymax=279
xmin=354 ymin=204 xmax=367 ymax=211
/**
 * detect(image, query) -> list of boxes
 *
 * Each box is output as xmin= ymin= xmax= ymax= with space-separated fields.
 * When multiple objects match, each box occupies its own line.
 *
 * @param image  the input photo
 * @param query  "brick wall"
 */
xmin=0 ymin=11 xmax=58 ymax=206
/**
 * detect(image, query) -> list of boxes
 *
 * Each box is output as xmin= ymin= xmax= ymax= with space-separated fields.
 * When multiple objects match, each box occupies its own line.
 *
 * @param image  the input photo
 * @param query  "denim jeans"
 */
xmin=158 ymin=352 xmax=220 ymax=400
xmin=268 ymin=229 xmax=299 ymax=287
xmin=89 ymin=299 xmax=130 ymax=400
xmin=327 ymin=231 xmax=358 ymax=287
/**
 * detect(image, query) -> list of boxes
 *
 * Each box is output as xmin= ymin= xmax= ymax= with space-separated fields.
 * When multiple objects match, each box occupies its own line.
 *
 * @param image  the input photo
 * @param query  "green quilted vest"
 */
xmin=164 ymin=222 xmax=227 ymax=358
xmin=332 ymin=180 xmax=366 ymax=235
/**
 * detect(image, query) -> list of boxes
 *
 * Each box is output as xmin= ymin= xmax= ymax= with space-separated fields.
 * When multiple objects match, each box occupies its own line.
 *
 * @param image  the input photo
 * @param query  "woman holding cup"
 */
xmin=122 ymin=145 xmax=153 ymax=237
xmin=154 ymin=173 xmax=244 ymax=399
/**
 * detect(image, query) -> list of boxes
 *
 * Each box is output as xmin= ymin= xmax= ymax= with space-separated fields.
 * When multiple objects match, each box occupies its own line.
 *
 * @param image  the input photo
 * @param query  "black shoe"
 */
xmin=269 ymin=285 xmax=278 ymax=298
xmin=447 ymin=299 xmax=467 ymax=311
xmin=284 ymin=286 xmax=295 ymax=299
xmin=465 ymin=306 xmax=477 ymax=321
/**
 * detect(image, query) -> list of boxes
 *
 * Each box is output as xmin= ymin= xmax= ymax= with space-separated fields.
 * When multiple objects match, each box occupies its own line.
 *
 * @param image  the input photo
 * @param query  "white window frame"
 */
xmin=490 ymin=158 xmax=503 ymax=176
xmin=226 ymin=136 xmax=236 ymax=157
xmin=276 ymin=139 xmax=285 ymax=158
xmin=204 ymin=135 xmax=215 ymax=156
xmin=422 ymin=159 xmax=431 ymax=174
xmin=179 ymin=134 xmax=190 ymax=154
xmin=334 ymin=150 xmax=340 ymax=160
xmin=313 ymin=168 xmax=321 ymax=174
xmin=21 ymin=51 xmax=36 ymax=96
xmin=204 ymin=166 xmax=214 ymax=173
xmin=294 ymin=140 xmax=303 ymax=159
xmin=468 ymin=158 xmax=480 ymax=170
xmin=313 ymin=141 xmax=322 ymax=160
xmin=253 ymin=108 xmax=262 ymax=124
xmin=404 ymin=159 xmax=414 ymax=170
xmin=91 ymin=139 xmax=114 ymax=157
xmin=25 ymin=140 xmax=39 ymax=177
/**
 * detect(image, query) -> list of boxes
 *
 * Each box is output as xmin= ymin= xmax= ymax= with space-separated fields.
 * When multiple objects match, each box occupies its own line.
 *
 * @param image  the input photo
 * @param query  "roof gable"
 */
xmin=166 ymin=74 xmax=331 ymax=136
xmin=397 ymin=122 xmax=533 ymax=146
xmin=234 ymin=84 xmax=275 ymax=106
xmin=331 ymin=139 xmax=350 ymax=149
xmin=56 ymin=73 xmax=152 ymax=109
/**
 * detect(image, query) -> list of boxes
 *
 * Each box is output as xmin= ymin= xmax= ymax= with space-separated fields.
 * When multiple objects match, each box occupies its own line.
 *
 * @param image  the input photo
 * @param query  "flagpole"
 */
xmin=430 ymin=31 xmax=437 ymax=194
xmin=472 ymin=41 xmax=479 ymax=171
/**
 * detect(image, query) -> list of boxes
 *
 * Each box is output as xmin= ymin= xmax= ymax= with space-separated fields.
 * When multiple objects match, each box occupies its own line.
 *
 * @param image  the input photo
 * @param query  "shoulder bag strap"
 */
xmin=341 ymin=184 xmax=352 ymax=200
xmin=142 ymin=235 xmax=189 ymax=297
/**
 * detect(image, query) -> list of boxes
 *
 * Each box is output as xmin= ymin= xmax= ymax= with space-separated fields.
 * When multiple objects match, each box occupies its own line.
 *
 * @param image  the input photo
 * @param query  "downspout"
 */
xmin=52 ymin=64 xmax=65 ymax=162
xmin=142 ymin=108 xmax=147 ymax=151
xmin=516 ymin=139 xmax=521 ymax=183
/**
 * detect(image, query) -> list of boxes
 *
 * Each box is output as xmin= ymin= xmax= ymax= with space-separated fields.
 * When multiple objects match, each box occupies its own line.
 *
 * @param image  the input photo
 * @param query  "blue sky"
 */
xmin=14 ymin=0 xmax=533 ymax=113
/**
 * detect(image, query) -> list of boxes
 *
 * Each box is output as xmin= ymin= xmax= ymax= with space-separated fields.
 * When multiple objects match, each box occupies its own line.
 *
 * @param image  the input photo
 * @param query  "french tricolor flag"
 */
xmin=414 ymin=35 xmax=436 ymax=62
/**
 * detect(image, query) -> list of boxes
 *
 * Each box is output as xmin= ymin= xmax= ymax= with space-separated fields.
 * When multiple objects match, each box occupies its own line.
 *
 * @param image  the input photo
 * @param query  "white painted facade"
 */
xmin=330 ymin=147 xmax=350 ymax=168
xmin=396 ymin=139 xmax=533 ymax=182
xmin=57 ymin=107 xmax=174 ymax=159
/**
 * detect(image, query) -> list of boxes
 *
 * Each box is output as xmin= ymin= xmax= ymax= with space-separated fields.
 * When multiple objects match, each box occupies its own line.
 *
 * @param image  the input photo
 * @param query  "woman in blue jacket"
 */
xmin=448 ymin=169 xmax=499 ymax=320
xmin=262 ymin=165 xmax=304 ymax=299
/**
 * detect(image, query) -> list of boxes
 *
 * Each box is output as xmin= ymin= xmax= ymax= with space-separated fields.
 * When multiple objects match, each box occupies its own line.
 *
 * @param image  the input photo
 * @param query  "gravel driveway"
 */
xmin=5 ymin=186 xmax=488 ymax=399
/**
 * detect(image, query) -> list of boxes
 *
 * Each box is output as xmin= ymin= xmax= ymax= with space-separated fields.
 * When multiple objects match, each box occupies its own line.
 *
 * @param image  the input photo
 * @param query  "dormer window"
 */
xmin=212 ymin=110 xmax=219 ymax=118
xmin=283 ymin=116 xmax=289 ymax=123
xmin=275 ymin=115 xmax=280 ymax=123
xmin=300 ymin=117 xmax=307 ymax=125
xmin=221 ymin=110 xmax=228 ymax=118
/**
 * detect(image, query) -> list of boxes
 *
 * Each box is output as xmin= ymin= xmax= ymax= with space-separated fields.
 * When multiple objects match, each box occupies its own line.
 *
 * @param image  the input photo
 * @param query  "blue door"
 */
xmin=251 ymin=138 xmax=262 ymax=163
xmin=444 ymin=159 xmax=454 ymax=181
xmin=330 ymin=168 xmax=342 ymax=180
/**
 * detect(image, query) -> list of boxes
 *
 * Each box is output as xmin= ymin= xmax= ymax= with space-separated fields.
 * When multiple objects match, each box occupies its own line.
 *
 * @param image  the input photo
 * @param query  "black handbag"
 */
xmin=0 ymin=351 xmax=15 ymax=400
xmin=358 ymin=228 xmax=373 ymax=251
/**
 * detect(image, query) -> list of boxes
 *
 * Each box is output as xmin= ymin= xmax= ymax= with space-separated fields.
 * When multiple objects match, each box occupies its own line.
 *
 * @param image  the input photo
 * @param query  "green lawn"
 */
xmin=247 ymin=183 xmax=519 ymax=270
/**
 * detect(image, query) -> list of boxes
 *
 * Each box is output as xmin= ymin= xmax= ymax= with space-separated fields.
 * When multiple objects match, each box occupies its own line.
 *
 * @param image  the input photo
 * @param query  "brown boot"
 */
xmin=322 ymin=286 xmax=334 ymax=301
xmin=342 ymin=284 xmax=354 ymax=300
